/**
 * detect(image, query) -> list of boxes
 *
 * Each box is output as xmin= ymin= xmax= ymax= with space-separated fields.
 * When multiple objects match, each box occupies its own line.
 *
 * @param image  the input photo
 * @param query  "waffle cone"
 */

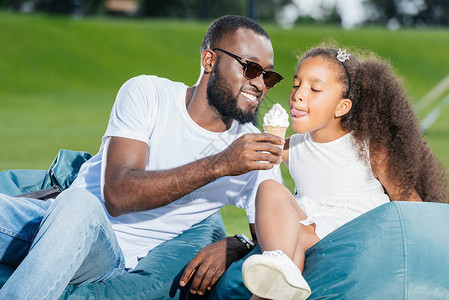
xmin=263 ymin=125 xmax=287 ymax=139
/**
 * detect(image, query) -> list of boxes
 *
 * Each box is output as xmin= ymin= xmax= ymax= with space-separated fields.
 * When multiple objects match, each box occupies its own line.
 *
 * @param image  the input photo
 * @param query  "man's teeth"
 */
xmin=242 ymin=92 xmax=257 ymax=103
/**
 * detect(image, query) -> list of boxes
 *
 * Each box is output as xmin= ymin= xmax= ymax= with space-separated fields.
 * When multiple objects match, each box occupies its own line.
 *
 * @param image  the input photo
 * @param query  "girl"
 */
xmin=242 ymin=45 xmax=448 ymax=300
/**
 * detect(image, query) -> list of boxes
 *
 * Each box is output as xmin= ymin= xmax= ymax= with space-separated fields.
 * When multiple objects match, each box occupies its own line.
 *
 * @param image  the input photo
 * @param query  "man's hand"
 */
xmin=216 ymin=133 xmax=284 ymax=177
xmin=179 ymin=236 xmax=252 ymax=295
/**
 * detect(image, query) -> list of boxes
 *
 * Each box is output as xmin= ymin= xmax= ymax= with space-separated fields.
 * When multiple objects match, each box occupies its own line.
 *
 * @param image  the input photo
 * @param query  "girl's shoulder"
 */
xmin=288 ymin=133 xmax=307 ymax=148
xmin=284 ymin=133 xmax=307 ymax=167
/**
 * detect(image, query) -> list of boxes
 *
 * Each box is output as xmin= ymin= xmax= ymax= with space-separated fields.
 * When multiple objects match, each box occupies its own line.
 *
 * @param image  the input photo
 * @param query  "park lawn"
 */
xmin=1 ymin=11 xmax=449 ymax=237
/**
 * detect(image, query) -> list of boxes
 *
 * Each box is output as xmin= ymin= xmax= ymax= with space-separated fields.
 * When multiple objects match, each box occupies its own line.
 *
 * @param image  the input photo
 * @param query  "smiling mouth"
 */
xmin=241 ymin=91 xmax=259 ymax=104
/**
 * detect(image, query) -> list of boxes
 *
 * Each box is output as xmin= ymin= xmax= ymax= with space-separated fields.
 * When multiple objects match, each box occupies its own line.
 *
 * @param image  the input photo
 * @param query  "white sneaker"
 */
xmin=242 ymin=250 xmax=311 ymax=300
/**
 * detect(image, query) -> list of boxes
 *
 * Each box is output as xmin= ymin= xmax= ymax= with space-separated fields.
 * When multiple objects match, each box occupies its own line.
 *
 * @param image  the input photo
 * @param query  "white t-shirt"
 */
xmin=289 ymin=132 xmax=389 ymax=239
xmin=70 ymin=75 xmax=280 ymax=269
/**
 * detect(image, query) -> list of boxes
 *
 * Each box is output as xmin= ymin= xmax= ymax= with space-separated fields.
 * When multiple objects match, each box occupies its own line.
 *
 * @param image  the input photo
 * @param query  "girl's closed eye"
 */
xmin=311 ymin=81 xmax=324 ymax=92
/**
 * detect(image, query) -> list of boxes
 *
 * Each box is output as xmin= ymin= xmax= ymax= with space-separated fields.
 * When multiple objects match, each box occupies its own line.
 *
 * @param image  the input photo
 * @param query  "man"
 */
xmin=0 ymin=15 xmax=284 ymax=298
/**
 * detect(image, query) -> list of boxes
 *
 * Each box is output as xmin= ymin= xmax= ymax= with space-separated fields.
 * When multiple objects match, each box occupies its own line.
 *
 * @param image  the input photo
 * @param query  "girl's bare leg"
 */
xmin=255 ymin=179 xmax=319 ymax=271
xmin=242 ymin=180 xmax=320 ymax=300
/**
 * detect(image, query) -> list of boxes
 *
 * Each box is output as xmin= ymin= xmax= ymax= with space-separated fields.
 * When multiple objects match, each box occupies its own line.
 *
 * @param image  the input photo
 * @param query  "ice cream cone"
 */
xmin=263 ymin=103 xmax=289 ymax=157
xmin=263 ymin=125 xmax=287 ymax=139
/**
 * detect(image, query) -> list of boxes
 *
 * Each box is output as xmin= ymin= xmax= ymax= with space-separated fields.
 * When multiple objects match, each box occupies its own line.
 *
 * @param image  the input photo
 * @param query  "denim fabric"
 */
xmin=0 ymin=188 xmax=125 ymax=299
xmin=0 ymin=194 xmax=50 ymax=268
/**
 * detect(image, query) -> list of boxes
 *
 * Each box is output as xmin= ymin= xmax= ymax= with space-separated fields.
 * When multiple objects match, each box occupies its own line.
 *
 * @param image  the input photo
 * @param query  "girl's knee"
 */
xmin=256 ymin=180 xmax=293 ymax=210
xmin=258 ymin=179 xmax=284 ymax=195
xmin=257 ymin=180 xmax=290 ymax=199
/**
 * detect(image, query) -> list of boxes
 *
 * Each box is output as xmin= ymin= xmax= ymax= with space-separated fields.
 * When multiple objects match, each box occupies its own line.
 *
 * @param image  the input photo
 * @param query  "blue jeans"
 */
xmin=0 ymin=188 xmax=126 ymax=299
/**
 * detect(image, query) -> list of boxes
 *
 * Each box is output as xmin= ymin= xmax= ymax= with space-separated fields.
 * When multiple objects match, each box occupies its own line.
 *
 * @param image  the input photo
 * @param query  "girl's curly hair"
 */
xmin=298 ymin=45 xmax=448 ymax=203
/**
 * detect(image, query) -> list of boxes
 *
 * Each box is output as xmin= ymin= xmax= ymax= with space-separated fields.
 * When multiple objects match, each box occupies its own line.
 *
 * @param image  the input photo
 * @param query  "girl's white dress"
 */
xmin=289 ymin=132 xmax=390 ymax=239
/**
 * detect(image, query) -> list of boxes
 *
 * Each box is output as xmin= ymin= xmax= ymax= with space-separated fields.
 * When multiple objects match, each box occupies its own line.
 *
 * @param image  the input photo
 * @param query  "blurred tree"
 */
xmin=142 ymin=0 xmax=196 ymax=18
xmin=1 ymin=0 xmax=287 ymax=22
xmin=416 ymin=0 xmax=449 ymax=25
xmin=141 ymin=0 xmax=246 ymax=19
xmin=1 ymin=0 xmax=448 ymax=26
xmin=367 ymin=0 xmax=449 ymax=26
xmin=2 ymin=0 xmax=103 ymax=15
xmin=367 ymin=0 xmax=397 ymax=22
xmin=139 ymin=0 xmax=289 ymax=21
xmin=257 ymin=0 xmax=290 ymax=21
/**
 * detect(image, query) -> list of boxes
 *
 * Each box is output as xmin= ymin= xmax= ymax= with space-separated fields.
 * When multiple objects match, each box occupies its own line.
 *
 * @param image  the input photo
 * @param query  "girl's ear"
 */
xmin=335 ymin=98 xmax=353 ymax=118
xmin=201 ymin=49 xmax=215 ymax=74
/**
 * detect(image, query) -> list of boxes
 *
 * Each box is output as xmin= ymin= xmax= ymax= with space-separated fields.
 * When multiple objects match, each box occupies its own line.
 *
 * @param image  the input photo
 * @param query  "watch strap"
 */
xmin=234 ymin=233 xmax=255 ymax=250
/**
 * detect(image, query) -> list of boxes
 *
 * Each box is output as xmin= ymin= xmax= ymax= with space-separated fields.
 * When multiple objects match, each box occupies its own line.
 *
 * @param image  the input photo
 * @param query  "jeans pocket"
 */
xmin=0 ymin=230 xmax=32 ymax=268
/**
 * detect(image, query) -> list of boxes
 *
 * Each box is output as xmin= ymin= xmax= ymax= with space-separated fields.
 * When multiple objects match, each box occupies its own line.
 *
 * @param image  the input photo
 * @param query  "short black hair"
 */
xmin=201 ymin=15 xmax=270 ymax=53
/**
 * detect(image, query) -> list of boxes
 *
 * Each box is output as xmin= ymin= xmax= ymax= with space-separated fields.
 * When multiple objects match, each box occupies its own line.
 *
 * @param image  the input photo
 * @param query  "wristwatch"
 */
xmin=234 ymin=234 xmax=255 ymax=250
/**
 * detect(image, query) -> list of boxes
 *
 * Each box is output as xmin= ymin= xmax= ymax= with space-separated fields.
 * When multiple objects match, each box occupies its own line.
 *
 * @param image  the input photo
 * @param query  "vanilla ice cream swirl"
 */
xmin=263 ymin=103 xmax=289 ymax=127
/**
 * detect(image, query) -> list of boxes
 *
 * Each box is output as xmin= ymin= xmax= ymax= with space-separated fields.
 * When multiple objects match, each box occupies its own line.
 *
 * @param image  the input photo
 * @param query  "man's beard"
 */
xmin=206 ymin=61 xmax=258 ymax=124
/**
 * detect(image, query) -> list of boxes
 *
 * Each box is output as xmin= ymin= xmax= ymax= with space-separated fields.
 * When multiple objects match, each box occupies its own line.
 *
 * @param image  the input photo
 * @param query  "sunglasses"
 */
xmin=212 ymin=48 xmax=283 ymax=88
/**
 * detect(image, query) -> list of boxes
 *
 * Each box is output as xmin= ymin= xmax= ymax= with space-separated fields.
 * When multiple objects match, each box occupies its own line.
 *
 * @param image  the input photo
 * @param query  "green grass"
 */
xmin=1 ymin=12 xmax=449 ymax=237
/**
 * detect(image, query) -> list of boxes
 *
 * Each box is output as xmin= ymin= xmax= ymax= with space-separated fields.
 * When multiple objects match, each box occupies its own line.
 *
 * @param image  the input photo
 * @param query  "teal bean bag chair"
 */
xmin=0 ymin=150 xmax=227 ymax=299
xmin=2 ymin=150 xmax=449 ymax=299
xmin=0 ymin=149 xmax=92 ymax=198
xmin=210 ymin=201 xmax=449 ymax=299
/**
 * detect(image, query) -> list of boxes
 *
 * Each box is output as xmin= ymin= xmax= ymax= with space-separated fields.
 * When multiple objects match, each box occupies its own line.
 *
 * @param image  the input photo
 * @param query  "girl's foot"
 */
xmin=242 ymin=250 xmax=311 ymax=300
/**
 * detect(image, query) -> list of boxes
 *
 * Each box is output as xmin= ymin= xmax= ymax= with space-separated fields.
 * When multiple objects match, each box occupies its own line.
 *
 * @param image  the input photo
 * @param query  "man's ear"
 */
xmin=201 ymin=49 xmax=215 ymax=74
xmin=335 ymin=98 xmax=352 ymax=118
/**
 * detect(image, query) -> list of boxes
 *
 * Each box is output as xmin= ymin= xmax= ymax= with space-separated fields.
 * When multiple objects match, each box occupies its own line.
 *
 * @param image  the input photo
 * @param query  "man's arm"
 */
xmin=103 ymin=133 xmax=283 ymax=217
